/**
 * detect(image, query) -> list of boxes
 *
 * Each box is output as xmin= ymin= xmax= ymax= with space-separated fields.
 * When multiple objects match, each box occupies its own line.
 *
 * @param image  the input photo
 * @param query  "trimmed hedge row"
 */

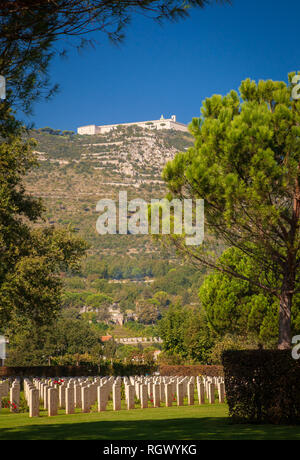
xmin=0 ymin=364 xmax=222 ymax=378
xmin=0 ymin=363 xmax=157 ymax=378
xmin=159 ymin=365 xmax=223 ymax=377
xmin=222 ymin=350 xmax=300 ymax=425
xmin=100 ymin=362 xmax=157 ymax=377
xmin=0 ymin=366 xmax=93 ymax=377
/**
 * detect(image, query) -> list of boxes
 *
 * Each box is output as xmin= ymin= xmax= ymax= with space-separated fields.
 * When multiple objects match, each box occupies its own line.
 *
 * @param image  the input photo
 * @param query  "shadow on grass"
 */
xmin=0 ymin=417 xmax=299 ymax=440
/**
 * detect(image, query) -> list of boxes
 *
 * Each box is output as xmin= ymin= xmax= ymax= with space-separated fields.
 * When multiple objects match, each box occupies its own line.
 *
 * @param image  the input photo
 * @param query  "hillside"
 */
xmin=26 ymin=125 xmax=193 ymax=255
xmin=23 ymin=125 xmax=206 ymax=326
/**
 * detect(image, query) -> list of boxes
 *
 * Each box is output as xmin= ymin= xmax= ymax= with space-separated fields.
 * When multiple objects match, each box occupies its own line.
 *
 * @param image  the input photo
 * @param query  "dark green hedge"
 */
xmin=102 ymin=362 xmax=157 ymax=377
xmin=0 ymin=363 xmax=157 ymax=378
xmin=222 ymin=350 xmax=300 ymax=424
xmin=159 ymin=365 xmax=223 ymax=377
xmin=0 ymin=366 xmax=96 ymax=378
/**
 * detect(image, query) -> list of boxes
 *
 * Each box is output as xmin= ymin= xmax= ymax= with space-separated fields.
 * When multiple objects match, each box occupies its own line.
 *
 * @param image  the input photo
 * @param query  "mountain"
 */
xmin=23 ymin=125 xmax=204 ymax=319
xmin=26 ymin=125 xmax=194 ymax=256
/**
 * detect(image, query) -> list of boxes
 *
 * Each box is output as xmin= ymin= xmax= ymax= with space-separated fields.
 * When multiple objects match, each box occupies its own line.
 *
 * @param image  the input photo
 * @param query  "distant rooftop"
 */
xmin=101 ymin=335 xmax=113 ymax=342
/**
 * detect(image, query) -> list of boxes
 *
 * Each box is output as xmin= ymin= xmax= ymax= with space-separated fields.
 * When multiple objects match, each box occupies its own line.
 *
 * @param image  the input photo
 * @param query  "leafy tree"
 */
xmin=152 ymin=266 xmax=194 ymax=295
xmin=6 ymin=315 xmax=101 ymax=365
xmin=117 ymin=284 xmax=144 ymax=310
xmin=116 ymin=345 xmax=139 ymax=361
xmin=162 ymin=75 xmax=300 ymax=349
xmin=85 ymin=259 xmax=108 ymax=278
xmin=199 ymin=248 xmax=292 ymax=346
xmin=51 ymin=316 xmax=101 ymax=355
xmin=62 ymin=130 xmax=75 ymax=136
xmin=90 ymin=278 xmax=110 ymax=292
xmin=136 ymin=300 xmax=161 ymax=325
xmin=102 ymin=338 xmax=118 ymax=360
xmin=156 ymin=351 xmax=184 ymax=365
xmin=183 ymin=309 xmax=214 ymax=363
xmin=64 ymin=276 xmax=86 ymax=290
xmin=152 ymin=291 xmax=170 ymax=307
xmin=62 ymin=291 xmax=87 ymax=308
xmin=157 ymin=305 xmax=186 ymax=357
xmin=208 ymin=334 xmax=259 ymax=365
xmin=85 ymin=293 xmax=113 ymax=308
xmin=89 ymin=320 xmax=109 ymax=336
xmin=0 ymin=107 xmax=88 ymax=328
xmin=123 ymin=321 xmax=157 ymax=337
xmin=157 ymin=305 xmax=213 ymax=362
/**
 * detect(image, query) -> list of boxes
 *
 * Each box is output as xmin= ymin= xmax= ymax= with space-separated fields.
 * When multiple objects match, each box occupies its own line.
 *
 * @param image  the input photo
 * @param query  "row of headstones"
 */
xmin=0 ymin=379 xmax=21 ymax=412
xmin=22 ymin=375 xmax=225 ymax=418
xmin=24 ymin=376 xmax=115 ymax=417
xmin=128 ymin=375 xmax=225 ymax=407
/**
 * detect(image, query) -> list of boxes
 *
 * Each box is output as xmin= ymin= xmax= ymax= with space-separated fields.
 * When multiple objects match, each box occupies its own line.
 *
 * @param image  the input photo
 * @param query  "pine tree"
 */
xmin=162 ymin=74 xmax=300 ymax=349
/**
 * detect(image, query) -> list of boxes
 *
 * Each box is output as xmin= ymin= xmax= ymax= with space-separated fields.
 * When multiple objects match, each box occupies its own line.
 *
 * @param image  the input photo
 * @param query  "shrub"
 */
xmin=109 ymin=361 xmax=157 ymax=377
xmin=0 ymin=363 xmax=157 ymax=377
xmin=1 ymin=393 xmax=28 ymax=412
xmin=0 ymin=366 xmax=98 ymax=377
xmin=222 ymin=350 xmax=300 ymax=424
xmin=156 ymin=352 xmax=185 ymax=365
xmin=1 ymin=396 xmax=18 ymax=412
xmin=209 ymin=334 xmax=259 ymax=365
xmin=159 ymin=365 xmax=223 ymax=377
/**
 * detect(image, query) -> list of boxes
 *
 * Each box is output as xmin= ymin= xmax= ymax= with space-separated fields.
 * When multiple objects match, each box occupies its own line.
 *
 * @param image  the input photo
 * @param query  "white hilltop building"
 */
xmin=77 ymin=114 xmax=188 ymax=135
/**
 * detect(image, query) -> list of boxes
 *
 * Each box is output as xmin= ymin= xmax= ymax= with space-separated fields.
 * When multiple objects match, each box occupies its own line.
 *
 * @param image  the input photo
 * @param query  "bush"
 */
xmin=159 ymin=365 xmax=223 ymax=377
xmin=222 ymin=350 xmax=300 ymax=424
xmin=109 ymin=361 xmax=157 ymax=377
xmin=1 ymin=396 xmax=18 ymax=412
xmin=156 ymin=352 xmax=185 ymax=365
xmin=0 ymin=393 xmax=28 ymax=412
xmin=0 ymin=366 xmax=98 ymax=377
xmin=209 ymin=334 xmax=259 ymax=365
xmin=0 ymin=363 xmax=157 ymax=377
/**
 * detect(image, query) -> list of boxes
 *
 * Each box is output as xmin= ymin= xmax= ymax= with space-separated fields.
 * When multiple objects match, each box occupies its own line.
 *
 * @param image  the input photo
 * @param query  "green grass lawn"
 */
xmin=1 ymin=403 xmax=300 ymax=440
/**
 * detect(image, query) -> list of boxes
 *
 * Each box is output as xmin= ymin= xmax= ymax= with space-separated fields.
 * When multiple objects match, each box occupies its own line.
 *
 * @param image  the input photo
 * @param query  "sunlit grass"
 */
xmin=1 ymin=400 xmax=299 ymax=440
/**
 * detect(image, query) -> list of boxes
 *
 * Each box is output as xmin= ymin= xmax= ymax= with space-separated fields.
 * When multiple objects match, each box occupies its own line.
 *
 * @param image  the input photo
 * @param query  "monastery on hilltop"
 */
xmin=77 ymin=114 xmax=188 ymax=135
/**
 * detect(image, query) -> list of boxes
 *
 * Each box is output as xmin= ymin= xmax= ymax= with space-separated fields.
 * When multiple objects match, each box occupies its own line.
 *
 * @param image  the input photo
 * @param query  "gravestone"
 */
xmin=187 ymin=383 xmax=194 ymax=405
xmin=197 ymin=382 xmax=205 ymax=405
xmin=59 ymin=385 xmax=66 ymax=409
xmin=66 ymin=387 xmax=75 ymax=414
xmin=43 ymin=386 xmax=49 ymax=410
xmin=218 ymin=382 xmax=225 ymax=403
xmin=48 ymin=388 xmax=58 ymax=416
xmin=165 ymin=384 xmax=173 ymax=407
xmin=10 ymin=385 xmax=20 ymax=412
xmin=208 ymin=382 xmax=215 ymax=404
xmin=160 ymin=383 xmax=165 ymax=403
xmin=127 ymin=385 xmax=135 ymax=410
xmin=176 ymin=382 xmax=184 ymax=406
xmin=140 ymin=385 xmax=148 ymax=409
xmin=113 ymin=384 xmax=121 ymax=411
xmin=97 ymin=385 xmax=107 ymax=412
xmin=153 ymin=384 xmax=160 ymax=408
xmin=82 ymin=386 xmax=90 ymax=413
xmin=29 ymin=388 xmax=39 ymax=418
xmin=74 ymin=385 xmax=82 ymax=408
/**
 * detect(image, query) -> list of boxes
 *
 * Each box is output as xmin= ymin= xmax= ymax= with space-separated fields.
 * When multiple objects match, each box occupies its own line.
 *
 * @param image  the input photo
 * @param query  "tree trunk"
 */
xmin=280 ymin=162 xmax=300 ymax=348
xmin=278 ymin=289 xmax=292 ymax=349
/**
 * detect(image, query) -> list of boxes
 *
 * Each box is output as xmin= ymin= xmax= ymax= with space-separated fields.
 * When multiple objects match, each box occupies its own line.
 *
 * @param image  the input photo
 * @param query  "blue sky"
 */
xmin=24 ymin=0 xmax=300 ymax=131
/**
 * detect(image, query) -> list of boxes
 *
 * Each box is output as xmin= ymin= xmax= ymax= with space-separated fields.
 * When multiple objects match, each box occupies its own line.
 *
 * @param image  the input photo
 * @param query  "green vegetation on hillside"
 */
xmin=5 ymin=126 xmax=205 ymax=366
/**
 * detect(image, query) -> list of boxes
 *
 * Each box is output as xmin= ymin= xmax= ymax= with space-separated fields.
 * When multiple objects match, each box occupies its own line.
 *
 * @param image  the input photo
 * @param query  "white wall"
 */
xmin=77 ymin=117 xmax=188 ymax=135
xmin=77 ymin=125 xmax=97 ymax=135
